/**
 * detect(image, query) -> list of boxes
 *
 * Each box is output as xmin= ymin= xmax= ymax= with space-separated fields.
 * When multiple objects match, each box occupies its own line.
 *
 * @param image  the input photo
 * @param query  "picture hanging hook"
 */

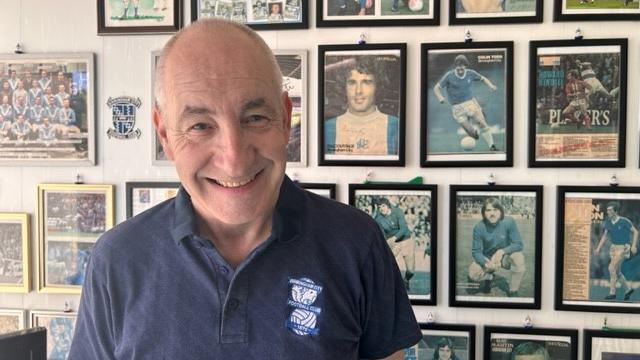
xmin=291 ymin=172 xmax=299 ymax=183
xmin=464 ymin=30 xmax=473 ymax=43
xmin=602 ymin=317 xmax=609 ymax=330
xmin=358 ymin=33 xmax=367 ymax=45
xmin=364 ymin=170 xmax=373 ymax=184
xmin=74 ymin=173 xmax=84 ymax=185
xmin=523 ymin=315 xmax=533 ymax=328
xmin=574 ymin=28 xmax=584 ymax=40
xmin=64 ymin=301 xmax=73 ymax=313
xmin=14 ymin=42 xmax=24 ymax=54
xmin=487 ymin=173 xmax=496 ymax=186
xmin=426 ymin=312 xmax=435 ymax=324
xmin=609 ymin=174 xmax=619 ymax=187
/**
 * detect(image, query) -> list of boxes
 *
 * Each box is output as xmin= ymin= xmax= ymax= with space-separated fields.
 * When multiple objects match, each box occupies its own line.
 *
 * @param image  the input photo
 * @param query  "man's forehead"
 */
xmin=349 ymin=69 xmax=374 ymax=79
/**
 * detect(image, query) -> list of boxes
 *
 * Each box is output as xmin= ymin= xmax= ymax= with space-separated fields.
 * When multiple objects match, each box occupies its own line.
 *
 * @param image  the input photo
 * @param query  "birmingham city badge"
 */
xmin=286 ymin=277 xmax=323 ymax=336
xmin=106 ymin=96 xmax=142 ymax=139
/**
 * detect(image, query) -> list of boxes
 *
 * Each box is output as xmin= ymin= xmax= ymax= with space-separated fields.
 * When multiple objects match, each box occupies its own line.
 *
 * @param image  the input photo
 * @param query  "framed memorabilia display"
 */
xmin=0 ymin=309 xmax=26 ymax=334
xmin=420 ymin=41 xmax=513 ymax=167
xmin=0 ymin=213 xmax=30 ymax=293
xmin=405 ymin=323 xmax=475 ymax=359
xmin=450 ymin=0 xmax=542 ymax=24
xmin=316 ymin=0 xmax=439 ymax=27
xmin=36 ymin=184 xmax=114 ymax=294
xmin=319 ymin=44 xmax=406 ymax=167
xmin=191 ymin=0 xmax=308 ymax=30
xmin=126 ymin=181 xmax=180 ymax=218
xmin=554 ymin=0 xmax=640 ymax=21
xmin=584 ymin=329 xmax=640 ymax=359
xmin=556 ymin=186 xmax=640 ymax=313
xmin=0 ymin=53 xmax=95 ymax=166
xmin=150 ymin=50 xmax=169 ymax=165
xmin=295 ymin=182 xmax=336 ymax=199
xmin=449 ymin=185 xmax=543 ymax=308
xmin=349 ymin=183 xmax=437 ymax=305
xmin=275 ymin=50 xmax=308 ymax=167
xmin=484 ymin=326 xmax=578 ymax=359
xmin=29 ymin=310 xmax=76 ymax=360
xmin=98 ymin=0 xmax=182 ymax=35
xmin=529 ymin=39 xmax=627 ymax=167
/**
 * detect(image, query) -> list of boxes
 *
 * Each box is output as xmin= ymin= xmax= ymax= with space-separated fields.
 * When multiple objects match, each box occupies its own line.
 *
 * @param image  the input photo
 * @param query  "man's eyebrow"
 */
xmin=241 ymin=98 xmax=269 ymax=112
xmin=181 ymin=105 xmax=215 ymax=118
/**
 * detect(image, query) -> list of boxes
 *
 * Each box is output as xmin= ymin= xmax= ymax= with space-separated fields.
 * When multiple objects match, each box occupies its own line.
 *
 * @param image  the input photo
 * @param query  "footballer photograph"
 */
xmin=317 ymin=0 xmax=439 ymax=26
xmin=484 ymin=327 xmax=577 ymax=360
xmin=0 ymin=214 xmax=28 ymax=292
xmin=405 ymin=324 xmax=475 ymax=360
xmin=30 ymin=311 xmax=77 ymax=360
xmin=450 ymin=0 xmax=541 ymax=24
xmin=555 ymin=0 xmax=640 ymax=21
xmin=421 ymin=42 xmax=513 ymax=167
xmin=193 ymin=0 xmax=304 ymax=26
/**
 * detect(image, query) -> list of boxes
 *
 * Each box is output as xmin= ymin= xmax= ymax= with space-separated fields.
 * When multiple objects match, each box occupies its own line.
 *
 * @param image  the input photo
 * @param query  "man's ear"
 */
xmin=153 ymin=105 xmax=174 ymax=161
xmin=281 ymin=91 xmax=293 ymax=141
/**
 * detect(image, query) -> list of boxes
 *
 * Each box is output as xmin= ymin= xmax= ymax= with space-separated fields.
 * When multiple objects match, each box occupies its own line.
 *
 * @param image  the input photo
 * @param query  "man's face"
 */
xmin=271 ymin=4 xmax=280 ymax=13
xmin=455 ymin=64 xmax=466 ymax=77
xmin=606 ymin=206 xmax=616 ymax=218
xmin=484 ymin=204 xmax=501 ymax=225
xmin=346 ymin=69 xmax=376 ymax=115
xmin=58 ymin=84 xmax=66 ymax=93
xmin=155 ymin=29 xmax=291 ymax=228
xmin=438 ymin=345 xmax=452 ymax=360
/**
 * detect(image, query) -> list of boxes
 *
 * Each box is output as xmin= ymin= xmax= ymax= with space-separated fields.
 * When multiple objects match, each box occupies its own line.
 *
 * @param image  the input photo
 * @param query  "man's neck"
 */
xmin=347 ymin=106 xmax=377 ymax=118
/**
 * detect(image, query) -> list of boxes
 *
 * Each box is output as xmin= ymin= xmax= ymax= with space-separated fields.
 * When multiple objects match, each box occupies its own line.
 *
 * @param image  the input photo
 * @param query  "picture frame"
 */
xmin=449 ymin=0 xmax=542 ymax=24
xmin=0 ymin=213 xmax=30 ymax=293
xmin=0 ymin=309 xmax=26 ymax=334
xmin=405 ymin=323 xmax=475 ymax=359
xmin=316 ymin=0 xmax=440 ymax=27
xmin=349 ymin=183 xmax=437 ymax=305
xmin=484 ymin=326 xmax=578 ymax=359
xmin=126 ymin=181 xmax=180 ymax=218
xmin=295 ymin=182 xmax=336 ymax=200
xmin=319 ymin=43 xmax=406 ymax=167
xmin=150 ymin=50 xmax=170 ymax=166
xmin=584 ymin=329 xmax=640 ymax=358
xmin=0 ymin=53 xmax=95 ymax=166
xmin=29 ymin=310 xmax=76 ymax=360
xmin=36 ymin=183 xmax=114 ymax=294
xmin=556 ymin=186 xmax=640 ymax=313
xmin=191 ymin=0 xmax=308 ymax=30
xmin=449 ymin=185 xmax=543 ymax=309
xmin=554 ymin=0 xmax=640 ymax=21
xmin=97 ymin=0 xmax=183 ymax=35
xmin=528 ymin=39 xmax=627 ymax=168
xmin=420 ymin=41 xmax=514 ymax=167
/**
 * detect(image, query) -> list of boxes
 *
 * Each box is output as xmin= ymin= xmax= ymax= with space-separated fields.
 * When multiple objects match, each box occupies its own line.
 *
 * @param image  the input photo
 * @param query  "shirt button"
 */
xmin=219 ymin=266 xmax=228 ymax=274
xmin=228 ymin=299 xmax=240 ymax=310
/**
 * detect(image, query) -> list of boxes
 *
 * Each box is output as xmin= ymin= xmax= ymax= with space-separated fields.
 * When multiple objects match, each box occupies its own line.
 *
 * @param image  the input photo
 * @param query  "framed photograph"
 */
xmin=449 ymin=185 xmax=543 ymax=308
xmin=554 ymin=0 xmax=640 ymax=21
xmin=98 ymin=0 xmax=183 ymax=35
xmin=420 ymin=41 xmax=513 ymax=167
xmin=449 ymin=0 xmax=542 ymax=24
xmin=191 ymin=0 xmax=308 ymax=30
xmin=405 ymin=323 xmax=475 ymax=359
xmin=150 ymin=50 xmax=169 ymax=165
xmin=275 ymin=50 xmax=307 ymax=167
xmin=0 ymin=53 xmax=95 ymax=166
xmin=295 ymin=182 xmax=336 ymax=199
xmin=529 ymin=39 xmax=627 ymax=167
xmin=0 ymin=213 xmax=30 ymax=293
xmin=484 ymin=326 xmax=578 ymax=359
xmin=316 ymin=0 xmax=439 ymax=27
xmin=126 ymin=181 xmax=180 ymax=218
xmin=0 ymin=309 xmax=26 ymax=334
xmin=349 ymin=183 xmax=437 ymax=305
xmin=584 ymin=329 xmax=640 ymax=359
xmin=36 ymin=184 xmax=114 ymax=294
xmin=556 ymin=186 xmax=640 ymax=313
xmin=319 ymin=44 xmax=406 ymax=167
xmin=29 ymin=310 xmax=76 ymax=360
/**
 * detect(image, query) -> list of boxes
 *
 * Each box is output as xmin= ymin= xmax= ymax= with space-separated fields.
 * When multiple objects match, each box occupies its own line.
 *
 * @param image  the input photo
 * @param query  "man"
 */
xmin=38 ymin=117 xmax=57 ymax=141
xmin=324 ymin=57 xmax=399 ymax=157
xmin=38 ymin=69 xmax=51 ymax=91
xmin=510 ymin=342 xmax=550 ymax=360
xmin=468 ymin=198 xmax=526 ymax=297
xmin=575 ymin=59 xmax=614 ymax=101
xmin=434 ymin=54 xmax=499 ymax=151
xmin=268 ymin=2 xmax=284 ymax=21
xmin=55 ymin=84 xmax=70 ymax=108
xmin=432 ymin=337 xmax=460 ymax=360
xmin=374 ymin=198 xmax=415 ymax=290
xmin=10 ymin=114 xmax=31 ymax=141
xmin=121 ymin=0 xmax=140 ymax=18
xmin=562 ymin=69 xmax=592 ymax=130
xmin=69 ymin=19 xmax=419 ymax=359
xmin=336 ymin=0 xmax=369 ymax=15
xmin=0 ymin=114 xmax=11 ymax=141
xmin=595 ymin=202 xmax=638 ymax=301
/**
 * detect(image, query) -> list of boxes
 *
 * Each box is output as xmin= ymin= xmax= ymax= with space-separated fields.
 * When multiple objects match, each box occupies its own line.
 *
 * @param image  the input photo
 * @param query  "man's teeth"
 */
xmin=215 ymin=177 xmax=254 ymax=188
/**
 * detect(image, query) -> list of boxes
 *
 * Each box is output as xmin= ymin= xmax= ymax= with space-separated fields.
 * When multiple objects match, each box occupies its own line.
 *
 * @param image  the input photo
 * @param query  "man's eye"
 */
xmin=190 ymin=123 xmax=210 ymax=131
xmin=245 ymin=115 xmax=268 ymax=125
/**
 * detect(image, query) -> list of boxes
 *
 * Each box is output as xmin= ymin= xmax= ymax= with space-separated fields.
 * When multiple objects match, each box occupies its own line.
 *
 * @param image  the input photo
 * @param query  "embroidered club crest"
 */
xmin=106 ymin=96 xmax=142 ymax=139
xmin=286 ymin=277 xmax=322 ymax=336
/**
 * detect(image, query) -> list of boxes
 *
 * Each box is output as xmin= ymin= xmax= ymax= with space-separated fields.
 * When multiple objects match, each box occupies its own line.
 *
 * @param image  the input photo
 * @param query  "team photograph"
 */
xmin=104 ymin=0 xmax=176 ymax=27
xmin=195 ymin=0 xmax=303 ymax=23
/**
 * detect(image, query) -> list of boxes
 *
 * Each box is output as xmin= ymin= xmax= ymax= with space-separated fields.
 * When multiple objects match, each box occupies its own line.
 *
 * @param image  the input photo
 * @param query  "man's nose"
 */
xmin=218 ymin=125 xmax=254 ymax=173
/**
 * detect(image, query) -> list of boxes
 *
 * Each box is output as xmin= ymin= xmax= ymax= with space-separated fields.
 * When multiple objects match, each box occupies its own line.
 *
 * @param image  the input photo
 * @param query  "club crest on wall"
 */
xmin=106 ymin=96 xmax=141 ymax=139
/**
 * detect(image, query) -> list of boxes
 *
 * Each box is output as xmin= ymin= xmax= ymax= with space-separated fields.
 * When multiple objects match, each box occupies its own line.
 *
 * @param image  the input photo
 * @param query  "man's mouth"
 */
xmin=210 ymin=171 xmax=260 ymax=188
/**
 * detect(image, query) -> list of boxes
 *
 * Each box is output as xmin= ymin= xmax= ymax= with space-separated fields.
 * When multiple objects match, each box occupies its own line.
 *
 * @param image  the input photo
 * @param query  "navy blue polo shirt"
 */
xmin=69 ymin=176 xmax=421 ymax=359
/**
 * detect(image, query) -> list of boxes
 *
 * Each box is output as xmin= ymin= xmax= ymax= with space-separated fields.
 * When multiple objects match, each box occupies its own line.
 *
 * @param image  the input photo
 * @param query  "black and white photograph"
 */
xmin=405 ymin=323 xmax=475 ymax=359
xmin=191 ymin=0 xmax=308 ymax=30
xmin=126 ymin=181 xmax=180 ymax=218
xmin=29 ymin=310 xmax=76 ymax=360
xmin=0 ymin=213 xmax=29 ymax=293
xmin=317 ymin=0 xmax=439 ymax=27
xmin=584 ymin=329 xmax=640 ymax=359
xmin=485 ymin=326 xmax=578 ymax=360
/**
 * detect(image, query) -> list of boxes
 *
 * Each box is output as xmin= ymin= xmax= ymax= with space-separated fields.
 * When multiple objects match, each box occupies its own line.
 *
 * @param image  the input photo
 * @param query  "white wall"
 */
xmin=0 ymin=0 xmax=639 ymax=357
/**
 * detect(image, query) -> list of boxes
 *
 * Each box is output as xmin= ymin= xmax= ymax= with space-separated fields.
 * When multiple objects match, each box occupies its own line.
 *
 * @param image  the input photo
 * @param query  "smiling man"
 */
xmin=69 ymin=19 xmax=419 ymax=360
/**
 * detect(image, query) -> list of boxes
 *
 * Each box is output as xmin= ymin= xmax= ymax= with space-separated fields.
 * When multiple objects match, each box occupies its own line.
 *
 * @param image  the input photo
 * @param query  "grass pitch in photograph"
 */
xmin=380 ymin=0 xmax=430 ymax=15
xmin=565 ymin=0 xmax=639 ymax=9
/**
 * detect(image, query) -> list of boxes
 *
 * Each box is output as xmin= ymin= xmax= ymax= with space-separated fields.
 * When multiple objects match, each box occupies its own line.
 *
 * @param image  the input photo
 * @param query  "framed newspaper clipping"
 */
xmin=349 ymin=183 xmax=437 ymax=305
xmin=295 ymin=182 xmax=336 ymax=200
xmin=191 ymin=0 xmax=309 ymax=30
xmin=316 ymin=0 xmax=440 ymax=27
xmin=420 ymin=41 xmax=513 ymax=167
xmin=556 ymin=186 xmax=640 ymax=313
xmin=554 ymin=0 xmax=640 ymax=21
xmin=529 ymin=39 xmax=627 ymax=167
xmin=584 ymin=329 xmax=640 ymax=358
xmin=126 ymin=181 xmax=180 ymax=218
xmin=449 ymin=0 xmax=542 ymax=24
xmin=0 ymin=309 xmax=26 ymax=334
xmin=405 ymin=323 xmax=475 ymax=359
xmin=0 ymin=213 xmax=30 ymax=293
xmin=29 ymin=310 xmax=76 ymax=360
xmin=98 ymin=0 xmax=183 ymax=35
xmin=484 ymin=326 xmax=578 ymax=360
xmin=449 ymin=185 xmax=543 ymax=309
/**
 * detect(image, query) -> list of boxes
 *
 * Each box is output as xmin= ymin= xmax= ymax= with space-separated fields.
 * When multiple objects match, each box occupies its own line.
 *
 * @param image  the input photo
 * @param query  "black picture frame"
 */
xmin=449 ymin=0 xmax=542 ymax=25
xmin=449 ymin=185 xmax=543 ymax=309
xmin=349 ymin=183 xmax=437 ymax=305
xmin=484 ymin=326 xmax=579 ymax=360
xmin=191 ymin=0 xmax=308 ymax=30
xmin=405 ymin=323 xmax=475 ymax=359
xmin=420 ymin=41 xmax=514 ymax=167
xmin=554 ymin=0 xmax=640 ymax=22
xmin=318 ymin=43 xmax=406 ymax=167
xmin=555 ymin=185 xmax=640 ymax=313
xmin=528 ymin=38 xmax=627 ymax=168
xmin=584 ymin=329 xmax=640 ymax=358
xmin=97 ymin=0 xmax=183 ymax=35
xmin=125 ymin=181 xmax=181 ymax=218
xmin=295 ymin=182 xmax=337 ymax=200
xmin=316 ymin=0 xmax=440 ymax=27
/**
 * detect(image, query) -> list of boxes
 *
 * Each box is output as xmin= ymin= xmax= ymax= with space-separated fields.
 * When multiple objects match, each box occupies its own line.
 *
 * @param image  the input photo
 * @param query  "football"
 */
xmin=409 ymin=0 xmax=424 ymax=11
xmin=460 ymin=136 xmax=476 ymax=151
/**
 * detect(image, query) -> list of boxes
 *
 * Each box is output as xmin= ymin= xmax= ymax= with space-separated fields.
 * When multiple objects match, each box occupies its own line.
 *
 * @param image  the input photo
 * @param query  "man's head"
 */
xmin=375 ymin=197 xmax=392 ymax=216
xmin=434 ymin=337 xmax=455 ymax=360
xmin=345 ymin=57 xmax=377 ymax=116
xmin=16 ymin=114 xmax=25 ymax=123
xmin=510 ymin=341 xmax=550 ymax=360
xmin=58 ymin=84 xmax=66 ymax=94
xmin=270 ymin=2 xmax=280 ymax=13
xmin=40 ymin=69 xmax=49 ymax=78
xmin=482 ymin=198 xmax=504 ymax=225
xmin=566 ymin=69 xmax=579 ymax=80
xmin=606 ymin=201 xmax=620 ymax=218
xmin=153 ymin=19 xmax=291 ymax=229
xmin=454 ymin=54 xmax=469 ymax=76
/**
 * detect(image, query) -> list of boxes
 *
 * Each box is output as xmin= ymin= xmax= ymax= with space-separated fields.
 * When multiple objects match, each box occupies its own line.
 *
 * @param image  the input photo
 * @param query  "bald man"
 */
xmin=69 ymin=19 xmax=419 ymax=360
